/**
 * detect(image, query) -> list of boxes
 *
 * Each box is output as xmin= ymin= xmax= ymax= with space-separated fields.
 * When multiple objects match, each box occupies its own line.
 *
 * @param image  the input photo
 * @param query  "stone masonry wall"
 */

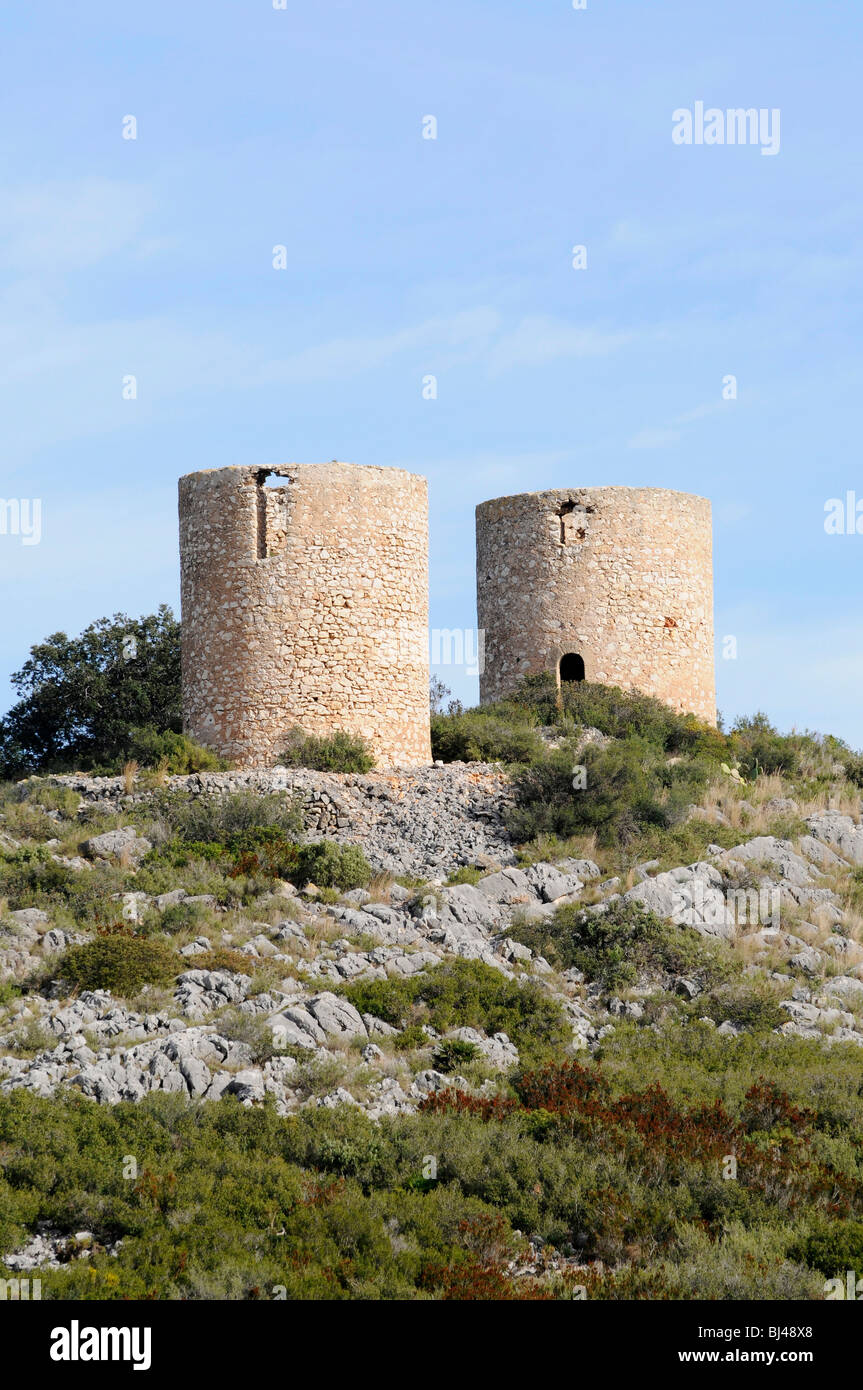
xmin=179 ymin=463 xmax=432 ymax=768
xmin=476 ymin=486 xmax=716 ymax=723
xmin=47 ymin=765 xmax=514 ymax=877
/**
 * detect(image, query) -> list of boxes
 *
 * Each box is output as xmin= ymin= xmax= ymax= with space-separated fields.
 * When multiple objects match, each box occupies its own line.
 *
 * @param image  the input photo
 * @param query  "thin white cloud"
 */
xmin=486 ymin=316 xmax=634 ymax=375
xmin=0 ymin=293 xmax=641 ymax=455
xmin=628 ymin=426 xmax=681 ymax=450
xmin=0 ymin=178 xmax=154 ymax=272
xmin=258 ymin=308 xmax=502 ymax=384
xmin=627 ymin=397 xmax=735 ymax=452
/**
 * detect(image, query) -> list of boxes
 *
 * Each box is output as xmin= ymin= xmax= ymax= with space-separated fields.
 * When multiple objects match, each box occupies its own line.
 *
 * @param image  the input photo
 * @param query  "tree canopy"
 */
xmin=0 ymin=606 xmax=181 ymax=776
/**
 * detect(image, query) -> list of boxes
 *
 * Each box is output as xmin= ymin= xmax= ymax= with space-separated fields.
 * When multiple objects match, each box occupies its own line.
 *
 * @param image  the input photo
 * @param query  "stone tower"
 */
xmin=179 ymin=462 xmax=432 ymax=768
xmin=475 ymin=485 xmax=716 ymax=724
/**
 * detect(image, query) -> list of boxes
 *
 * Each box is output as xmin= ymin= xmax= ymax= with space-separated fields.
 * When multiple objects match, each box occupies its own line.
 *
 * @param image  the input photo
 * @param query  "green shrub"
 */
xmin=215 ymin=1009 xmax=282 ymax=1063
xmin=154 ymin=791 xmax=304 ymax=845
xmin=511 ymin=898 xmax=728 ymax=991
xmin=836 ymin=746 xmax=863 ymax=789
xmin=143 ymin=819 xmax=369 ymax=895
xmin=342 ymin=958 xmax=570 ymax=1066
xmin=56 ymin=937 xmax=180 ymax=995
xmin=295 ymin=841 xmax=372 ymax=890
xmin=433 ymin=1038 xmax=479 ymax=1071
xmin=700 ymin=979 xmax=789 ymax=1033
xmin=0 ymin=800 xmax=69 ymax=843
xmin=0 ymin=978 xmax=21 ymax=1006
xmin=0 ymin=1024 xmax=862 ymax=1300
xmin=125 ymin=727 xmax=227 ymax=774
xmin=431 ymin=707 xmax=544 ymax=764
xmin=0 ymin=848 xmax=131 ymax=921
xmin=728 ymin=713 xmax=801 ymax=779
xmin=789 ymin=1221 xmax=863 ymax=1278
xmin=446 ymin=865 xmax=483 ymax=886
xmin=155 ymin=899 xmax=215 ymax=936
xmin=279 ymin=727 xmax=375 ymax=773
xmin=506 ymin=736 xmax=705 ymax=848
xmin=394 ymin=1024 xmax=429 ymax=1052
xmin=498 ymin=672 xmax=724 ymax=758
xmin=1 ymin=779 xmax=80 ymax=818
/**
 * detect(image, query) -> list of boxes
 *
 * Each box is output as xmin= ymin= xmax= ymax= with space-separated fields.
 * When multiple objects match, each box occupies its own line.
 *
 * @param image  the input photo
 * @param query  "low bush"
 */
xmin=699 ymin=979 xmax=789 ymax=1033
xmin=294 ymin=841 xmax=372 ymax=891
xmin=433 ymin=1039 xmax=480 ymax=1072
xmin=727 ymin=713 xmax=802 ymax=779
xmin=446 ymin=866 xmax=484 ymax=886
xmin=488 ymin=671 xmax=725 ymax=759
xmin=789 ymin=1221 xmax=863 ymax=1278
xmin=153 ymin=791 xmax=304 ymax=845
xmin=394 ymin=1024 xmax=429 ymax=1052
xmin=190 ymin=948 xmax=251 ymax=975
xmin=342 ymin=958 xmax=570 ymax=1066
xmin=431 ymin=707 xmax=544 ymax=765
xmin=155 ymin=899 xmax=215 ymax=936
xmin=0 ymin=849 xmax=130 ymax=921
xmin=55 ymin=937 xmax=180 ymax=995
xmin=505 ymin=736 xmax=706 ymax=848
xmin=279 ymin=727 xmax=375 ymax=774
xmin=124 ymin=727 xmax=228 ymax=774
xmin=511 ymin=898 xmax=729 ymax=991
xmin=0 ymin=780 xmax=80 ymax=842
xmin=1 ymin=1026 xmax=862 ymax=1298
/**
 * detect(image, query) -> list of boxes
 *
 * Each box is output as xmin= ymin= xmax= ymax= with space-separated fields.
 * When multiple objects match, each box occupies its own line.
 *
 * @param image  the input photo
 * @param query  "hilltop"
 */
xmin=2 ymin=677 xmax=863 ymax=1299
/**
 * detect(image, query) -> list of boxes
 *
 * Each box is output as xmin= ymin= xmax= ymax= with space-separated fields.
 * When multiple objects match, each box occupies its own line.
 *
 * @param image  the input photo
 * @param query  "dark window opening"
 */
xmin=256 ymin=470 xmax=291 ymax=558
xmin=559 ymin=652 xmax=585 ymax=683
xmin=556 ymin=499 xmax=590 ymax=545
xmin=255 ymin=480 xmax=268 ymax=558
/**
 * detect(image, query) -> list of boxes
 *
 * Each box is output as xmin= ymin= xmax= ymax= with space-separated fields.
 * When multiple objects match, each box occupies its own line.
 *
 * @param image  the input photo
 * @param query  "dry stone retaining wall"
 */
xmin=48 ymin=766 xmax=516 ymax=877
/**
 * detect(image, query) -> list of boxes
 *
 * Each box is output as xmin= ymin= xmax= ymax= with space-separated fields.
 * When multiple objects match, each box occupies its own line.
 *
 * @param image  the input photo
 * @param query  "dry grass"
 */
xmin=122 ymin=761 xmax=138 ymax=794
xmin=367 ymin=870 xmax=395 ymax=901
xmin=696 ymin=771 xmax=861 ymax=832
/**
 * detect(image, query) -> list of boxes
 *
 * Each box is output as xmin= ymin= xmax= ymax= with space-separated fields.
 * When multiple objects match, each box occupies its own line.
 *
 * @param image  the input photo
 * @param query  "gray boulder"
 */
xmin=805 ymin=811 xmax=863 ymax=864
xmin=306 ymin=992 xmax=368 ymax=1040
xmin=84 ymin=827 xmax=152 ymax=865
xmin=525 ymin=863 xmax=584 ymax=903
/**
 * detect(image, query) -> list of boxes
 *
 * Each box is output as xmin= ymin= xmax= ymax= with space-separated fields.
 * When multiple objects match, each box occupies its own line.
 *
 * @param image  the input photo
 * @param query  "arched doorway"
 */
xmin=559 ymin=652 xmax=585 ymax=683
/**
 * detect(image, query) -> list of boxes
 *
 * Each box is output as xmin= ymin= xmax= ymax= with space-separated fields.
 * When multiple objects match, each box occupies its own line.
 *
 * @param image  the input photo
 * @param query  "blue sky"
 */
xmin=1 ymin=0 xmax=862 ymax=743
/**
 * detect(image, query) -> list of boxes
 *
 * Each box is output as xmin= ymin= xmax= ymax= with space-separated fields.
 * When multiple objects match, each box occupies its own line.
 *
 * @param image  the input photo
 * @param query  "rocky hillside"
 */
xmin=3 ymin=765 xmax=863 ymax=1121
xmin=3 ymin=708 xmax=863 ymax=1299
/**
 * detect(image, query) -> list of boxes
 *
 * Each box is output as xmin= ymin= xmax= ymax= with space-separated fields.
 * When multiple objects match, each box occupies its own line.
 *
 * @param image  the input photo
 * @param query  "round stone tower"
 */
xmin=476 ymin=485 xmax=716 ymax=724
xmin=179 ymin=462 xmax=432 ymax=768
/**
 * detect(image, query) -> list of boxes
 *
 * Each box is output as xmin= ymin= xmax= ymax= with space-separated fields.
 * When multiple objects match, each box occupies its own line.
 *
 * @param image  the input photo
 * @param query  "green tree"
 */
xmin=0 ymin=606 xmax=181 ymax=776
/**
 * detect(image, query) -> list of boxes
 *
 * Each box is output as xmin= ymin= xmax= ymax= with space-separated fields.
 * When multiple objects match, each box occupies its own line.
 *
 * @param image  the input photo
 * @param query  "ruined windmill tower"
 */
xmin=179 ymin=462 xmax=432 ymax=768
xmin=476 ymin=486 xmax=716 ymax=724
